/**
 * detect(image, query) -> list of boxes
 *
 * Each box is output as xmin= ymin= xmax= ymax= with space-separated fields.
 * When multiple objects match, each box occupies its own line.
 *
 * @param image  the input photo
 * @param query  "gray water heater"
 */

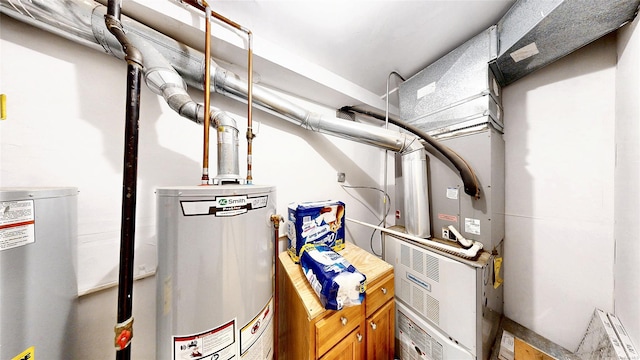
xmin=156 ymin=185 xmax=276 ymax=360
xmin=0 ymin=187 xmax=78 ymax=359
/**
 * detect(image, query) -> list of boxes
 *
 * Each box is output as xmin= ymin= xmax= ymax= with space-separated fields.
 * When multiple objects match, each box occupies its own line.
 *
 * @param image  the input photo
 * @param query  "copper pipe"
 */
xmin=246 ymin=32 xmax=254 ymax=184
xmin=270 ymin=214 xmax=283 ymax=359
xmin=201 ymin=2 xmax=212 ymax=184
xmin=182 ymin=0 xmax=254 ymax=183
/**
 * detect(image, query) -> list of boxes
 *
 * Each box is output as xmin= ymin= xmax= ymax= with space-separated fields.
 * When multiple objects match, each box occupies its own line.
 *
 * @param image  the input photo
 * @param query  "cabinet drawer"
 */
xmin=366 ymin=274 xmax=394 ymax=318
xmin=315 ymin=305 xmax=363 ymax=356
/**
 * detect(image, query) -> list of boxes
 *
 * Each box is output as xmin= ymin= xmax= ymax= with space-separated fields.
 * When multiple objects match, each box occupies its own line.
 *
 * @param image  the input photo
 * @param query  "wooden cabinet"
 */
xmin=320 ymin=327 xmax=364 ymax=360
xmin=277 ymin=242 xmax=395 ymax=359
xmin=366 ymin=300 xmax=394 ymax=359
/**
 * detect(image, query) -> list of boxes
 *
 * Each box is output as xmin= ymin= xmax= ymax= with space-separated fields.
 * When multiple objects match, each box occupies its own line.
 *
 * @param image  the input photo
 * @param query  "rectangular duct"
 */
xmin=399 ymin=26 xmax=503 ymax=134
xmin=493 ymin=0 xmax=640 ymax=86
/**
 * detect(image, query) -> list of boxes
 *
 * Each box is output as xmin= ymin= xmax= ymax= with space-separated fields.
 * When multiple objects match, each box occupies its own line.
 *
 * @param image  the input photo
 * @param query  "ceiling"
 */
xmin=121 ymin=0 xmax=516 ymax=111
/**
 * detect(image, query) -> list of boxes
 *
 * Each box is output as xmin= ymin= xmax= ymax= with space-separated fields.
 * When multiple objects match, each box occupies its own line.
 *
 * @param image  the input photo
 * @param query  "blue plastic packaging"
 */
xmin=299 ymin=243 xmax=366 ymax=310
xmin=286 ymin=200 xmax=345 ymax=263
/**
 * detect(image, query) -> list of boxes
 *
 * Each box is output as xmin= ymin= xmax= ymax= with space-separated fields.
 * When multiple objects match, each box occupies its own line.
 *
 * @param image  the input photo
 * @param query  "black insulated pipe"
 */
xmin=340 ymin=106 xmax=481 ymax=199
xmin=105 ymin=1 xmax=143 ymax=359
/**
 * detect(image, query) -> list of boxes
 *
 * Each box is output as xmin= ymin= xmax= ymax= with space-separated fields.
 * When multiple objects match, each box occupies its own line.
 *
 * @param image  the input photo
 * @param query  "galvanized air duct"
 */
xmin=493 ymin=0 xmax=640 ymax=86
xmin=125 ymin=32 xmax=242 ymax=183
xmin=0 ymin=0 xmax=432 ymax=237
xmin=0 ymin=0 xmax=425 ymax=154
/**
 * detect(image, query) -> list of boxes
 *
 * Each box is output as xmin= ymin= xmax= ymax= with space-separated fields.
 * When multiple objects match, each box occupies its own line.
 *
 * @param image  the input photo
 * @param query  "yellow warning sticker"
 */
xmin=494 ymin=257 xmax=504 ymax=289
xmin=12 ymin=346 xmax=35 ymax=360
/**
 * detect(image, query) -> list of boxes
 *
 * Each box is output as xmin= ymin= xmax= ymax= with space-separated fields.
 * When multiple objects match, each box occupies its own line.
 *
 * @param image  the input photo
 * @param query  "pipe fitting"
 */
xmin=104 ymin=14 xmax=142 ymax=67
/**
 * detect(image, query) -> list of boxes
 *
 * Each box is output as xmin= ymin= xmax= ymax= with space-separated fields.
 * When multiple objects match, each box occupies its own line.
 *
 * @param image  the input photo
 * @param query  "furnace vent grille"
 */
xmin=426 ymin=253 xmax=439 ymax=282
xmin=412 ymin=285 xmax=424 ymax=312
xmin=401 ymin=278 xmax=411 ymax=300
xmin=412 ymin=248 xmax=424 ymax=274
xmin=401 ymin=244 xmax=410 ymax=267
xmin=427 ymin=294 xmax=440 ymax=325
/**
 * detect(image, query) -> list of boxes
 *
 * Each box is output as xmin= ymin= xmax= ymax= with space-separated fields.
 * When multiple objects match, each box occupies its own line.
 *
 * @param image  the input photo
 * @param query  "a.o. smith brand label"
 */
xmin=181 ymin=195 xmax=268 ymax=217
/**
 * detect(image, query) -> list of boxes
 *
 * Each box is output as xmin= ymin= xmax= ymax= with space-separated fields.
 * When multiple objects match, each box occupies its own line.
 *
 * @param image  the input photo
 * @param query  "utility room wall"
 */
xmin=503 ymin=33 xmax=617 ymax=350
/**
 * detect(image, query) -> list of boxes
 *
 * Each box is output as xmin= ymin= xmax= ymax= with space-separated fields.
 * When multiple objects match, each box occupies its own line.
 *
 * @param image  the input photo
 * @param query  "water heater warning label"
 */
xmin=240 ymin=299 xmax=274 ymax=359
xmin=12 ymin=346 xmax=35 ymax=360
xmin=173 ymin=319 xmax=237 ymax=360
xmin=0 ymin=200 xmax=35 ymax=252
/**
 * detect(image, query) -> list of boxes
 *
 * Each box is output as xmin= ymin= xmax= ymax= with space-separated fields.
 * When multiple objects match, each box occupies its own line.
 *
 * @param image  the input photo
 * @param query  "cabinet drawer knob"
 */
xmin=357 ymin=333 xmax=363 ymax=342
xmin=381 ymin=287 xmax=387 ymax=295
xmin=370 ymin=321 xmax=377 ymax=330
xmin=340 ymin=316 xmax=348 ymax=326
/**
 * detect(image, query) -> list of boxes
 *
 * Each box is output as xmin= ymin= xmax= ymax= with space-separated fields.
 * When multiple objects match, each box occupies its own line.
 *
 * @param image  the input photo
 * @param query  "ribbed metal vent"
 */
xmin=426 ymin=293 xmax=440 ymax=325
xmin=426 ymin=253 xmax=440 ymax=282
xmin=401 ymin=243 xmax=410 ymax=267
xmin=413 ymin=284 xmax=425 ymax=313
xmin=493 ymin=0 xmax=640 ymax=85
xmin=412 ymin=248 xmax=424 ymax=274
xmin=401 ymin=278 xmax=411 ymax=300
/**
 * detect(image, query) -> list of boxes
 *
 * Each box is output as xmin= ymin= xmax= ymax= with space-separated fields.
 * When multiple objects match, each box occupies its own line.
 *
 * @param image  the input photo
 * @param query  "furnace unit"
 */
xmin=390 ymin=24 xmax=505 ymax=360
xmin=384 ymin=232 xmax=499 ymax=360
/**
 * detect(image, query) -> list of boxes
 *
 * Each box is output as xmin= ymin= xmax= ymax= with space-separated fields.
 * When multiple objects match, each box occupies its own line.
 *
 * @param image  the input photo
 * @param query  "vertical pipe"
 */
xmin=382 ymin=71 xmax=405 ymax=257
xmin=180 ymin=0 xmax=255 ymax=183
xmin=270 ymin=214 xmax=283 ymax=359
xmin=115 ymin=66 xmax=141 ymax=360
xmin=246 ymin=32 xmax=254 ymax=184
xmin=201 ymin=3 xmax=212 ymax=184
xmin=105 ymin=1 xmax=143 ymax=359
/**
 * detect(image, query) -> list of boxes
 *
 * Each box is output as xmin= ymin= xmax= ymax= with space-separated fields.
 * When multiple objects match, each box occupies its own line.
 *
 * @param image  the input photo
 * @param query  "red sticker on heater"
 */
xmin=438 ymin=214 xmax=457 ymax=222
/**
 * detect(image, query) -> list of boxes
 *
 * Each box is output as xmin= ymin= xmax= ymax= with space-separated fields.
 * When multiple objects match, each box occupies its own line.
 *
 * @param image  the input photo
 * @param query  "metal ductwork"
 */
xmin=493 ymin=0 xmax=640 ymax=86
xmin=0 ymin=0 xmax=436 ymax=238
xmin=0 ymin=0 xmax=427 ymax=156
xmin=125 ymin=31 xmax=243 ymax=183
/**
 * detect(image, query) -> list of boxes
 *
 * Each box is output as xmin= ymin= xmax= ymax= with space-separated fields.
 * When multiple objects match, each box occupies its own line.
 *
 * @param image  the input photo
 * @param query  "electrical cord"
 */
xmin=340 ymin=184 xmax=391 ymax=257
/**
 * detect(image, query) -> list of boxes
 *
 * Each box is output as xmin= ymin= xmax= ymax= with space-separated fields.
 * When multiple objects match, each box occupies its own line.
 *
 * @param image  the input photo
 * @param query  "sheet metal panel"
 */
xmin=399 ymin=26 xmax=501 ymax=133
xmin=494 ymin=0 xmax=640 ymax=85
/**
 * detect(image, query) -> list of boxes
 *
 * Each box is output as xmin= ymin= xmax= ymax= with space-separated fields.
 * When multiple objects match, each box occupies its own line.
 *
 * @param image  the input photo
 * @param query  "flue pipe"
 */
xmin=0 ymin=0 xmax=422 ymax=154
xmin=123 ymin=32 xmax=242 ymax=183
xmin=0 ymin=0 xmax=431 ymax=238
xmin=104 ymin=0 xmax=143 ymax=359
xmin=181 ymin=0 xmax=255 ymax=184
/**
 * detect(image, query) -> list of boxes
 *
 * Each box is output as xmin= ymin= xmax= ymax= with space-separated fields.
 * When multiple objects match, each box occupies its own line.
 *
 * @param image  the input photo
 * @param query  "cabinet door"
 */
xmin=320 ymin=327 xmax=364 ymax=360
xmin=366 ymin=301 xmax=395 ymax=360
xmin=315 ymin=305 xmax=362 ymax=357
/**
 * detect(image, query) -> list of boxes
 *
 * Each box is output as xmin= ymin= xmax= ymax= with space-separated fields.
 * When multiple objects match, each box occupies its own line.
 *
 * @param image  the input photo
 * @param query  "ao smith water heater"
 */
xmin=156 ymin=185 xmax=276 ymax=360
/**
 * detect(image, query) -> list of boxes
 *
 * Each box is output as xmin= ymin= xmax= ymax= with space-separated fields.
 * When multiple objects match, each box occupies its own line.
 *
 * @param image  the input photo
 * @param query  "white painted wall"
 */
xmin=1 ymin=14 xmax=392 ymax=358
xmin=503 ymin=34 xmax=617 ymax=351
xmin=615 ymin=14 xmax=640 ymax=348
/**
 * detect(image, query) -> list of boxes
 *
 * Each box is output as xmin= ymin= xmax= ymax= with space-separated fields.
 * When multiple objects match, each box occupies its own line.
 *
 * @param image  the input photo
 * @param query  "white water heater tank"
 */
xmin=156 ymin=185 xmax=276 ymax=360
